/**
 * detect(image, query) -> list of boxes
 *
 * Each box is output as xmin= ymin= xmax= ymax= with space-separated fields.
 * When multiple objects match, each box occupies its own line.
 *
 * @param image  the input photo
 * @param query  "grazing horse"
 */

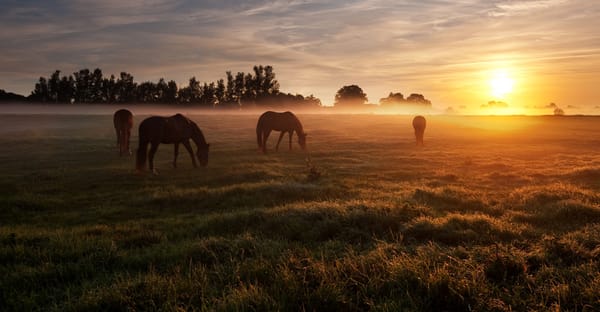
xmin=256 ymin=111 xmax=307 ymax=153
xmin=113 ymin=109 xmax=133 ymax=156
xmin=412 ymin=115 xmax=426 ymax=146
xmin=136 ymin=114 xmax=209 ymax=174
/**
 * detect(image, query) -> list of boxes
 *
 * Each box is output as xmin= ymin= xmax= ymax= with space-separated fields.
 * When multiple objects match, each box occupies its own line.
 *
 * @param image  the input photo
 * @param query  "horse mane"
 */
xmin=286 ymin=111 xmax=304 ymax=134
xmin=190 ymin=121 xmax=208 ymax=147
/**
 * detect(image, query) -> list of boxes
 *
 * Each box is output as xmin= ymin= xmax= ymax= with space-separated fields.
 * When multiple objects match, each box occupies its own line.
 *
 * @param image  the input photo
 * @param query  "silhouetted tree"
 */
xmin=215 ymin=79 xmax=226 ymax=106
xmin=31 ymin=77 xmax=49 ymax=102
xmin=554 ymin=107 xmax=565 ymax=116
xmin=234 ymin=72 xmax=245 ymax=105
xmin=334 ymin=85 xmax=368 ymax=107
xmin=103 ymin=74 xmax=117 ymax=103
xmin=48 ymin=70 xmax=61 ymax=103
xmin=406 ymin=93 xmax=432 ymax=106
xmin=116 ymin=72 xmax=136 ymax=103
xmin=225 ymin=71 xmax=235 ymax=103
xmin=60 ymin=75 xmax=76 ymax=103
xmin=200 ymin=82 xmax=216 ymax=107
xmin=379 ymin=92 xmax=405 ymax=106
xmin=90 ymin=68 xmax=104 ymax=102
xmin=137 ymin=81 xmax=158 ymax=103
xmin=73 ymin=69 xmax=91 ymax=103
xmin=305 ymin=94 xmax=322 ymax=107
xmin=165 ymin=80 xmax=178 ymax=103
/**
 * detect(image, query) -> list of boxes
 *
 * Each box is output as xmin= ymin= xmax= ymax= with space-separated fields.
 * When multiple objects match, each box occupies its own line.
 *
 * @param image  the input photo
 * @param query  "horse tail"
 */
xmin=256 ymin=123 xmax=262 ymax=148
xmin=136 ymin=138 xmax=148 ymax=171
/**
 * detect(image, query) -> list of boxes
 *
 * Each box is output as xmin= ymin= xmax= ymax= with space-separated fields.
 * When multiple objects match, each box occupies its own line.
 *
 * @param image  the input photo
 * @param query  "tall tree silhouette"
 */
xmin=215 ymin=79 xmax=225 ymax=107
xmin=58 ymin=75 xmax=75 ymax=103
xmin=165 ymin=80 xmax=178 ymax=103
xmin=116 ymin=72 xmax=136 ymax=103
xmin=48 ymin=70 xmax=61 ymax=103
xmin=31 ymin=77 xmax=49 ymax=102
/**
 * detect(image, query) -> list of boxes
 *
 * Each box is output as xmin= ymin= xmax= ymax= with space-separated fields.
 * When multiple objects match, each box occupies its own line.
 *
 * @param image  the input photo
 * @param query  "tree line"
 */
xmin=26 ymin=65 xmax=322 ymax=109
xmin=2 ymin=66 xmax=433 ymax=110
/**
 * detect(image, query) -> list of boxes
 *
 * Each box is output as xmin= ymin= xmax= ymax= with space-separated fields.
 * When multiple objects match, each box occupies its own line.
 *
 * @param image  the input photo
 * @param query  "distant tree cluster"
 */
xmin=27 ymin=65 xmax=322 ymax=109
xmin=0 ymin=89 xmax=27 ymax=102
xmin=379 ymin=92 xmax=432 ymax=107
xmin=334 ymin=85 xmax=368 ymax=107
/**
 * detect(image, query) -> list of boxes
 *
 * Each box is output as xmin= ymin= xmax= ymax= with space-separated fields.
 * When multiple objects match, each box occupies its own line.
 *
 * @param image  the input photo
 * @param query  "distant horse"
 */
xmin=412 ymin=115 xmax=426 ymax=146
xmin=136 ymin=114 xmax=209 ymax=174
xmin=256 ymin=111 xmax=307 ymax=153
xmin=113 ymin=109 xmax=133 ymax=156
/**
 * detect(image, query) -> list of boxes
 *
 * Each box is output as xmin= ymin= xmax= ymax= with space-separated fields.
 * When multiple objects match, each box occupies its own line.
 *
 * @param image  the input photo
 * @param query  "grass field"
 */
xmin=1 ymin=112 xmax=600 ymax=311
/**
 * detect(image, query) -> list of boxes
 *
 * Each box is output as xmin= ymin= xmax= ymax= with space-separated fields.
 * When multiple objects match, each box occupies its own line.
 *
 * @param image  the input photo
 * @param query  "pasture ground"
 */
xmin=1 ymin=113 xmax=600 ymax=311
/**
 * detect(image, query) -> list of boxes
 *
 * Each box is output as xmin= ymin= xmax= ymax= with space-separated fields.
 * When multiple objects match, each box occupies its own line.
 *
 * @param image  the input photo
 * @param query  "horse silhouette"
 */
xmin=256 ymin=111 xmax=307 ymax=153
xmin=412 ymin=115 xmax=426 ymax=146
xmin=136 ymin=114 xmax=209 ymax=174
xmin=113 ymin=109 xmax=133 ymax=156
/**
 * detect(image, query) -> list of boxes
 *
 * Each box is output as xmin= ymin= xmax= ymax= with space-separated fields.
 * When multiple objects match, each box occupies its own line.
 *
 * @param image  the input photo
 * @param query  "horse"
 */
xmin=113 ymin=109 xmax=133 ymax=156
xmin=412 ymin=115 xmax=426 ymax=146
xmin=256 ymin=111 xmax=307 ymax=153
xmin=136 ymin=114 xmax=209 ymax=174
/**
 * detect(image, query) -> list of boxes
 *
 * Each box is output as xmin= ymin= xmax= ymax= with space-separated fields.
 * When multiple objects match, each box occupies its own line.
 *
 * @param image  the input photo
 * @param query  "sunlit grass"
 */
xmin=1 ymin=113 xmax=600 ymax=310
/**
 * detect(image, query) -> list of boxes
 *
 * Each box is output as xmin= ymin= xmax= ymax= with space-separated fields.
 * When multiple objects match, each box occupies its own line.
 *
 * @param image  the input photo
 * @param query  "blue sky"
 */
xmin=1 ymin=0 xmax=600 ymax=112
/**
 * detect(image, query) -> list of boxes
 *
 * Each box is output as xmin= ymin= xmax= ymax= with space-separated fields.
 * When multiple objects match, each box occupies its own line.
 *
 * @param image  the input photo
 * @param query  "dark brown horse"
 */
xmin=256 ymin=111 xmax=307 ymax=153
xmin=113 ymin=109 xmax=133 ymax=156
xmin=412 ymin=115 xmax=426 ymax=146
xmin=136 ymin=114 xmax=209 ymax=174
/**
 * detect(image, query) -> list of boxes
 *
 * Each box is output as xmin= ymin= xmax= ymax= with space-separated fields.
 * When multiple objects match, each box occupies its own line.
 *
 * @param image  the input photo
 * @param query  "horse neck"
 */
xmin=191 ymin=124 xmax=207 ymax=147
xmin=293 ymin=117 xmax=304 ymax=135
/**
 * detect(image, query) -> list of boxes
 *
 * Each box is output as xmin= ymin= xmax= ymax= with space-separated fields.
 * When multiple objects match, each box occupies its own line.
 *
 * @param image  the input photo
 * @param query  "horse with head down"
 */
xmin=136 ymin=114 xmax=209 ymax=174
xmin=256 ymin=111 xmax=307 ymax=154
xmin=412 ymin=115 xmax=426 ymax=146
xmin=113 ymin=109 xmax=133 ymax=156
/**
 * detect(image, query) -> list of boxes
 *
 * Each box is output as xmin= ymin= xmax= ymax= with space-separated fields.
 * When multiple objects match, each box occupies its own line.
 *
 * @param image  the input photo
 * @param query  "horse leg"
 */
xmin=119 ymin=129 xmax=127 ymax=156
xmin=262 ymin=130 xmax=272 ymax=153
xmin=148 ymin=142 xmax=159 ymax=175
xmin=173 ymin=143 xmax=179 ymax=168
xmin=288 ymin=131 xmax=293 ymax=151
xmin=126 ymin=129 xmax=132 ymax=155
xmin=275 ymin=131 xmax=285 ymax=151
xmin=182 ymin=140 xmax=197 ymax=168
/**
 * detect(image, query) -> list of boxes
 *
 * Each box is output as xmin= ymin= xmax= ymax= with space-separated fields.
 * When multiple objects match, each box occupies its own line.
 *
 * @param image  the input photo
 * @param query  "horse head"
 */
xmin=298 ymin=132 xmax=307 ymax=150
xmin=197 ymin=143 xmax=210 ymax=167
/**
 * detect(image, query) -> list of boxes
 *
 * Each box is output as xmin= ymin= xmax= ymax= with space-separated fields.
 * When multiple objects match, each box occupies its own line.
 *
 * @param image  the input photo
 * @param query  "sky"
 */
xmin=1 ymin=0 xmax=600 ymax=114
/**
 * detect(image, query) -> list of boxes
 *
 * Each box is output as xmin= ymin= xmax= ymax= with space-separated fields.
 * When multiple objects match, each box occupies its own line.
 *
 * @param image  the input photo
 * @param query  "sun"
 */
xmin=489 ymin=69 xmax=514 ymax=99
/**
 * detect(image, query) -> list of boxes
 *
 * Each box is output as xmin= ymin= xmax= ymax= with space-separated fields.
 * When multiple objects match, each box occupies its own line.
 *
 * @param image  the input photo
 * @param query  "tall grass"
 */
xmin=1 ymin=114 xmax=600 ymax=310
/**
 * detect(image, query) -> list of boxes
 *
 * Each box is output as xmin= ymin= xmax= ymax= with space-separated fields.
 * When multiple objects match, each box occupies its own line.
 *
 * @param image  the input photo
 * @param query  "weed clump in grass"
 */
xmin=305 ymin=156 xmax=321 ymax=182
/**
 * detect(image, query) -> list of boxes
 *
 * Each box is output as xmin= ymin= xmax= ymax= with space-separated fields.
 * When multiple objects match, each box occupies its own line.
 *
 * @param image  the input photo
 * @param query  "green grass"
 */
xmin=1 ymin=113 xmax=600 ymax=311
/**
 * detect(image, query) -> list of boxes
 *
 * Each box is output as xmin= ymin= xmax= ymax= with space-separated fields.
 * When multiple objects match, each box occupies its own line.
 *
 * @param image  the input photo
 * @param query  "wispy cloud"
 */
xmin=490 ymin=0 xmax=569 ymax=16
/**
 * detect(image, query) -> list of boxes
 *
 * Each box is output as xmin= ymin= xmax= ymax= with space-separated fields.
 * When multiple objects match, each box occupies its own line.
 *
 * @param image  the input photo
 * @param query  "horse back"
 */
xmin=114 ymin=109 xmax=133 ymax=130
xmin=258 ymin=111 xmax=301 ymax=132
xmin=412 ymin=115 xmax=426 ymax=130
